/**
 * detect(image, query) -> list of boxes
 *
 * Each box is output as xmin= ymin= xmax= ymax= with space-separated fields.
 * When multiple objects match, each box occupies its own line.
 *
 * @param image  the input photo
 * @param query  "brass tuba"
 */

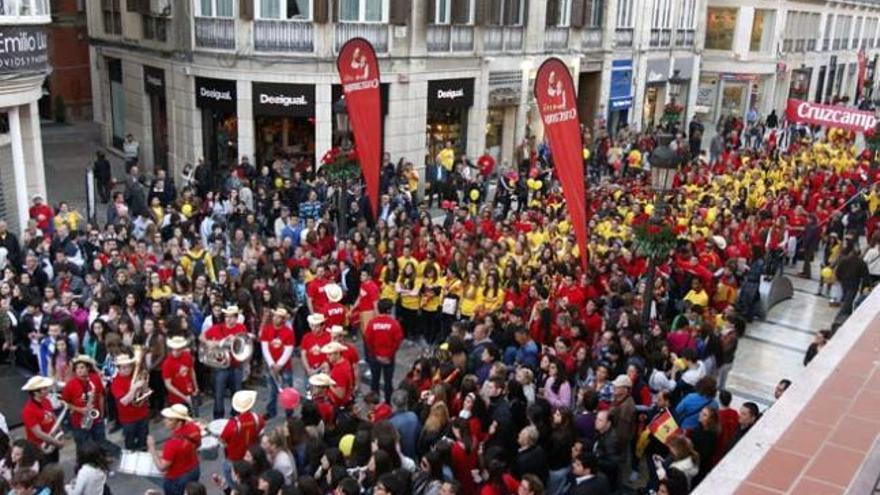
xmin=199 ymin=339 xmax=231 ymax=369
xmin=230 ymin=334 xmax=254 ymax=363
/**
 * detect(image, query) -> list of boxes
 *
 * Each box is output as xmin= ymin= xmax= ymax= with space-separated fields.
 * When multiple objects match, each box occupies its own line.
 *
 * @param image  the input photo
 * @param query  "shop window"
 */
xmin=1 ymin=0 xmax=50 ymax=15
xmin=750 ymin=9 xmax=773 ymax=52
xmin=705 ymin=7 xmax=736 ymax=50
xmin=198 ymin=0 xmax=234 ymax=17
xmin=259 ymin=0 xmax=311 ymax=19
xmin=339 ymin=0 xmax=385 ymax=22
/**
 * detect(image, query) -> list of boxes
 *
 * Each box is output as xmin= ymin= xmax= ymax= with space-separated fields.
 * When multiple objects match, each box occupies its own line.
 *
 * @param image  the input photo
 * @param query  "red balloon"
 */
xmin=279 ymin=388 xmax=301 ymax=410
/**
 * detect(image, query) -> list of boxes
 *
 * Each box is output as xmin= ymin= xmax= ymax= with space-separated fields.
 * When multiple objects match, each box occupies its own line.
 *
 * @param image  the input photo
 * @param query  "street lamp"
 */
xmin=668 ymin=70 xmax=684 ymax=99
xmin=334 ymin=96 xmax=351 ymax=150
xmin=333 ymin=96 xmax=353 ymax=233
xmin=640 ymin=135 xmax=683 ymax=328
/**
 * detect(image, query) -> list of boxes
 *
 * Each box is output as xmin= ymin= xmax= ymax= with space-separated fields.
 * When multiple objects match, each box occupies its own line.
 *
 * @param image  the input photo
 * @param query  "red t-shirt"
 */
xmin=322 ymin=302 xmax=347 ymax=328
xmin=300 ymin=330 xmax=331 ymax=371
xmin=110 ymin=374 xmax=149 ymax=424
xmin=342 ymin=342 xmax=359 ymax=367
xmin=259 ymin=324 xmax=296 ymax=369
xmin=22 ymin=398 xmax=55 ymax=448
xmin=356 ymin=280 xmax=380 ymax=312
xmin=363 ymin=314 xmax=404 ymax=360
xmin=162 ymin=351 xmax=196 ymax=404
xmin=220 ymin=411 xmax=265 ymax=461
xmin=329 ymin=359 xmax=354 ymax=407
xmin=307 ymin=279 xmax=329 ymax=312
xmin=163 ymin=424 xmax=200 ymax=479
xmin=61 ymin=373 xmax=104 ymax=428
xmin=204 ymin=323 xmax=248 ymax=367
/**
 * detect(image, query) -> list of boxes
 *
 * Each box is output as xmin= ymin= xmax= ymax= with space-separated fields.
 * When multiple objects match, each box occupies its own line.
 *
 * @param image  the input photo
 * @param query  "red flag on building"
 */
xmin=533 ymin=58 xmax=589 ymax=270
xmin=336 ymin=38 xmax=382 ymax=218
xmin=857 ymin=48 xmax=868 ymax=101
xmin=648 ymin=409 xmax=681 ymax=445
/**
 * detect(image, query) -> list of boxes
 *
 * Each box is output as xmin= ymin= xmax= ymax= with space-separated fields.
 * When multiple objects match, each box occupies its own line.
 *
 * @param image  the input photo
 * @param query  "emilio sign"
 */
xmin=786 ymin=99 xmax=877 ymax=133
xmin=0 ymin=26 xmax=48 ymax=74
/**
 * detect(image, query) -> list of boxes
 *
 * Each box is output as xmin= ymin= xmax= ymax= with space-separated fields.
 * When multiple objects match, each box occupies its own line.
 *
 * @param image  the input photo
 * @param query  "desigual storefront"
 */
xmin=426 ymin=78 xmax=475 ymax=158
xmin=252 ymin=82 xmax=316 ymax=171
xmin=195 ymin=77 xmax=238 ymax=184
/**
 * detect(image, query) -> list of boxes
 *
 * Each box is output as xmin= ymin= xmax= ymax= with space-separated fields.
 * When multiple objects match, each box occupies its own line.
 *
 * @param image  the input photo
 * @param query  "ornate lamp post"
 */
xmin=638 ymin=136 xmax=682 ymax=328
xmin=330 ymin=96 xmax=357 ymax=234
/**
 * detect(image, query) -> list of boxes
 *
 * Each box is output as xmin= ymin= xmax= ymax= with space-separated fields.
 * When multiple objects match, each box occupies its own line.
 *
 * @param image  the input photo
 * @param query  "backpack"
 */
xmin=187 ymin=251 xmax=207 ymax=280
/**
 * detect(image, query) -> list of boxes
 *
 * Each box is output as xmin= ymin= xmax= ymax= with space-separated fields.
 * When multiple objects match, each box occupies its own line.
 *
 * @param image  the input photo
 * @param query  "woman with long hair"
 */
xmin=0 ymin=439 xmax=39 ymax=483
xmin=260 ymin=429 xmax=296 ymax=485
xmin=396 ymin=261 xmax=421 ymax=340
xmin=419 ymin=264 xmax=442 ymax=345
xmin=689 ymin=406 xmax=720 ymax=486
xmin=66 ymin=441 xmax=109 ymax=495
xmin=450 ymin=418 xmax=479 ymax=495
xmin=546 ymin=408 xmax=577 ymax=495
xmin=417 ymin=402 xmax=449 ymax=457
xmin=542 ymin=357 xmax=571 ymax=410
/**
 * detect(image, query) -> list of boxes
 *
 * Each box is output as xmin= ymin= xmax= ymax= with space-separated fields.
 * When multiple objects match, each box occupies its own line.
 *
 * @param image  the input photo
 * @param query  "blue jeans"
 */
xmin=265 ymin=369 xmax=293 ymax=418
xmin=213 ymin=367 xmax=243 ymax=419
xmin=72 ymin=421 xmax=106 ymax=449
xmin=121 ymin=418 xmax=149 ymax=451
xmin=369 ymin=356 xmax=395 ymax=403
xmin=163 ymin=468 xmax=200 ymax=495
xmin=547 ymin=467 xmax=571 ymax=495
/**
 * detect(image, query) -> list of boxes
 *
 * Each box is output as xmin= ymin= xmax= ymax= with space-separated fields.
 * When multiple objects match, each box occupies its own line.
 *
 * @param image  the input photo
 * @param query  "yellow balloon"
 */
xmin=470 ymin=189 xmax=480 ymax=201
xmin=526 ymin=178 xmax=536 ymax=189
xmin=339 ymin=434 xmax=355 ymax=457
xmin=821 ymin=266 xmax=833 ymax=282
xmin=181 ymin=204 xmax=193 ymax=217
xmin=274 ymin=177 xmax=283 ymax=188
xmin=534 ymin=180 xmax=543 ymax=190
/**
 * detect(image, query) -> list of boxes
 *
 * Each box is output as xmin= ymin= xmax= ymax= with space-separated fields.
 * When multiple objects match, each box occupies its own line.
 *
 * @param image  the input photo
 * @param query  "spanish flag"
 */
xmin=648 ymin=410 xmax=681 ymax=445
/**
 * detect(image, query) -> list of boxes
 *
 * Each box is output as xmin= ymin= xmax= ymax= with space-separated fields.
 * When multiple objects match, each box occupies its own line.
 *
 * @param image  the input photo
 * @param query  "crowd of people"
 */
xmin=0 ymin=110 xmax=875 ymax=495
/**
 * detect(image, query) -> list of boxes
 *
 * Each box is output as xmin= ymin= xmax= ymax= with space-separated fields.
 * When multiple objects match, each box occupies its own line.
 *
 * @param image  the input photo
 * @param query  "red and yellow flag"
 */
xmin=648 ymin=409 xmax=681 ymax=445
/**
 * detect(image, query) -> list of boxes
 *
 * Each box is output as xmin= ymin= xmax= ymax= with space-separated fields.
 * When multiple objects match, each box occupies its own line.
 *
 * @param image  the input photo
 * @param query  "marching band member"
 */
xmin=21 ymin=376 xmax=63 ymax=463
xmin=330 ymin=325 xmax=360 ymax=391
xmin=322 ymin=284 xmax=347 ymax=328
xmin=363 ymin=299 xmax=404 ymax=403
xmin=161 ymin=336 xmax=198 ymax=408
xmin=300 ymin=313 xmax=331 ymax=376
xmin=322 ymin=342 xmax=355 ymax=408
xmin=259 ymin=307 xmax=295 ymax=418
xmin=61 ymin=355 xmax=106 ymax=449
xmin=352 ymin=268 xmax=380 ymax=331
xmin=219 ymin=390 xmax=265 ymax=486
xmin=201 ymin=305 xmax=247 ymax=419
xmin=110 ymin=353 xmax=150 ymax=450
xmin=308 ymin=373 xmax=336 ymax=428
xmin=147 ymin=404 xmax=201 ymax=495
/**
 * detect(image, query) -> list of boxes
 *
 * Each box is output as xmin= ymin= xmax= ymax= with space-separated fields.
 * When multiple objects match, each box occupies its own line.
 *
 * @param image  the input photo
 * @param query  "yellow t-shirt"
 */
xmin=684 ymin=289 xmax=709 ymax=308
xmin=399 ymin=277 xmax=422 ymax=311
xmin=480 ymin=287 xmax=503 ymax=314
xmin=438 ymin=148 xmax=455 ymax=171
xmin=421 ymin=277 xmax=443 ymax=312
xmin=459 ymin=286 xmax=482 ymax=318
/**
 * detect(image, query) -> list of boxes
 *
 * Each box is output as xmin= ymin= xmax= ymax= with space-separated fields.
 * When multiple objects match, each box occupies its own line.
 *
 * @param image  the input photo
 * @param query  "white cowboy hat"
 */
xmin=711 ymin=235 xmax=728 ymax=251
xmin=167 ymin=336 xmax=189 ymax=350
xmin=329 ymin=325 xmax=346 ymax=337
xmin=115 ymin=354 xmax=137 ymax=366
xmin=307 ymin=313 xmax=326 ymax=326
xmin=232 ymin=390 xmax=258 ymax=413
xmin=21 ymin=376 xmax=54 ymax=392
xmin=308 ymin=373 xmax=336 ymax=387
xmin=71 ymin=354 xmax=97 ymax=369
xmin=161 ymin=404 xmax=193 ymax=422
xmin=324 ymin=284 xmax=343 ymax=303
xmin=222 ymin=305 xmax=241 ymax=316
xmin=321 ymin=342 xmax=347 ymax=354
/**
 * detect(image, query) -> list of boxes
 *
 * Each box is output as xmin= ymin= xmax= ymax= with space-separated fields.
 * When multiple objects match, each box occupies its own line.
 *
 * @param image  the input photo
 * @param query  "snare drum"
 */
xmin=199 ymin=436 xmax=220 ymax=460
xmin=207 ymin=419 xmax=228 ymax=437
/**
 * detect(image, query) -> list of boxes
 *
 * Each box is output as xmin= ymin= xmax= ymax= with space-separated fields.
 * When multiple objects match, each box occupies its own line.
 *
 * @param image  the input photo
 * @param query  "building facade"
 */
xmin=699 ymin=0 xmax=880 ymax=127
xmin=46 ymin=0 xmax=92 ymax=121
xmin=85 ymin=0 xmax=709 ymax=183
xmin=0 ymin=1 xmax=51 ymax=234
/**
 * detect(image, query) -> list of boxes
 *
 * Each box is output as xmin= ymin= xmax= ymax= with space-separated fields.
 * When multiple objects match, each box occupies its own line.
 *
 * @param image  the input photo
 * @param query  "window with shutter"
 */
xmin=546 ymin=0 xmax=559 ymax=27
xmin=427 ymin=0 xmax=437 ymax=23
xmin=314 ymin=0 xmax=329 ymax=21
xmin=504 ymin=0 xmax=523 ymax=25
xmin=451 ymin=0 xmax=470 ymax=24
xmin=488 ymin=0 xmax=502 ymax=25
xmin=570 ymin=0 xmax=585 ymax=27
xmin=240 ymin=0 xmax=254 ymax=19
xmin=389 ymin=0 xmax=409 ymax=24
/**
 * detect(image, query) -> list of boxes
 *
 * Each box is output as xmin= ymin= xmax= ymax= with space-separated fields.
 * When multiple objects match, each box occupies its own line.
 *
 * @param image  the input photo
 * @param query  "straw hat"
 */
xmin=329 ymin=325 xmax=346 ymax=337
xmin=325 ymin=284 xmax=343 ymax=303
xmin=167 ymin=336 xmax=189 ymax=350
xmin=161 ymin=404 xmax=193 ymax=422
xmin=272 ymin=307 xmax=290 ymax=319
xmin=711 ymin=235 xmax=728 ymax=251
xmin=308 ymin=373 xmax=336 ymax=387
xmin=321 ymin=342 xmax=347 ymax=354
xmin=232 ymin=390 xmax=258 ymax=413
xmin=307 ymin=313 xmax=325 ymax=326
xmin=115 ymin=354 xmax=137 ymax=366
xmin=71 ymin=354 xmax=97 ymax=369
xmin=222 ymin=305 xmax=241 ymax=316
xmin=21 ymin=376 xmax=54 ymax=392
xmin=612 ymin=375 xmax=633 ymax=389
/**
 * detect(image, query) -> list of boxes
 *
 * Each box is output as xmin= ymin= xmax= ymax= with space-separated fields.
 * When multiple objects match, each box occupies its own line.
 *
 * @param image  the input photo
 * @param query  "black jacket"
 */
xmin=513 ymin=445 xmax=549 ymax=483
xmin=592 ymin=428 xmax=622 ymax=485
xmin=570 ymin=474 xmax=611 ymax=495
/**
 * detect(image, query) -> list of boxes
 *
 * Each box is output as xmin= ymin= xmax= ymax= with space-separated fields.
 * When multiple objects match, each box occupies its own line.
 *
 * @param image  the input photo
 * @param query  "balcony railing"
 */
xmin=335 ymin=22 xmax=389 ymax=53
xmin=143 ymin=16 xmax=168 ymax=42
xmin=254 ymin=19 xmax=314 ymax=52
xmin=674 ymin=29 xmax=694 ymax=47
xmin=194 ymin=17 xmax=235 ymax=49
xmin=544 ymin=27 xmax=570 ymax=50
xmin=582 ymin=27 xmax=602 ymax=49
xmin=614 ymin=28 xmax=633 ymax=48
xmin=426 ymin=24 xmax=474 ymax=52
xmin=483 ymin=25 xmax=523 ymax=51
xmin=649 ymin=28 xmax=672 ymax=47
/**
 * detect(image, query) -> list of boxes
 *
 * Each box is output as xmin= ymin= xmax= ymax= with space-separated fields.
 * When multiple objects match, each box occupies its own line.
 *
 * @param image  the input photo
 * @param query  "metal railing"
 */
xmin=504 ymin=26 xmax=523 ymax=50
xmin=254 ymin=19 xmax=314 ymax=52
xmin=194 ymin=17 xmax=235 ymax=49
xmin=335 ymin=22 xmax=389 ymax=53
xmin=614 ymin=28 xmax=634 ymax=47
xmin=426 ymin=25 xmax=475 ymax=52
xmin=649 ymin=28 xmax=672 ymax=47
xmin=582 ymin=27 xmax=602 ymax=49
xmin=483 ymin=25 xmax=523 ymax=51
xmin=674 ymin=29 xmax=694 ymax=47
xmin=544 ymin=27 xmax=570 ymax=50
xmin=143 ymin=16 xmax=168 ymax=42
xmin=807 ymin=39 xmax=816 ymax=51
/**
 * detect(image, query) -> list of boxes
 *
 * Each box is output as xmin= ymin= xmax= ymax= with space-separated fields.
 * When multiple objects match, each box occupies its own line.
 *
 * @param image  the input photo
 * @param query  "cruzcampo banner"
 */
xmin=534 ymin=57 xmax=588 ymax=270
xmin=786 ymin=98 xmax=877 ymax=133
xmin=337 ymin=38 xmax=381 ymax=218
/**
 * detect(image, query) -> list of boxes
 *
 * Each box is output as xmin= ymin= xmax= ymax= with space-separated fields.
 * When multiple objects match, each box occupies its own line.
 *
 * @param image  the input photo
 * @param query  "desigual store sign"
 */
xmin=0 ymin=25 xmax=48 ymax=74
xmin=252 ymin=82 xmax=315 ymax=117
xmin=428 ymin=78 xmax=475 ymax=108
xmin=195 ymin=77 xmax=237 ymax=112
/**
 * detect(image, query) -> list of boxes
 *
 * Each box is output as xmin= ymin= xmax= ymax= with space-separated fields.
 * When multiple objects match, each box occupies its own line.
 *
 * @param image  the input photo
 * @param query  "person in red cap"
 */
xmin=363 ymin=298 xmax=404 ymax=403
